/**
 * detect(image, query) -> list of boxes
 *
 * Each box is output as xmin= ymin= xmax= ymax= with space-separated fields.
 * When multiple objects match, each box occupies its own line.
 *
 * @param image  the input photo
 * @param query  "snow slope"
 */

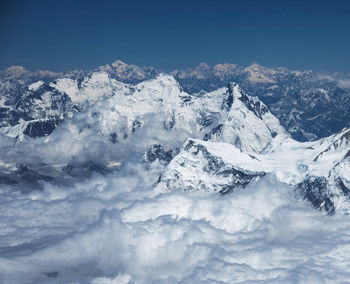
xmin=157 ymin=128 xmax=350 ymax=213
xmin=0 ymin=72 xmax=284 ymax=153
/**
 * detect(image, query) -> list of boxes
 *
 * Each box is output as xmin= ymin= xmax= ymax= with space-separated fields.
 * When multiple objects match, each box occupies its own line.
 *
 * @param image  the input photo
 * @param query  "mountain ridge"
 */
xmin=0 ymin=71 xmax=349 ymax=214
xmin=2 ymin=60 xmax=349 ymax=141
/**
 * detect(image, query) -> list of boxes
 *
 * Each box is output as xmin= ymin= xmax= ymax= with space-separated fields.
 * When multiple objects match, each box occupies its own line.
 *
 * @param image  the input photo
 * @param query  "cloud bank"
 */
xmin=1 ymin=168 xmax=350 ymax=283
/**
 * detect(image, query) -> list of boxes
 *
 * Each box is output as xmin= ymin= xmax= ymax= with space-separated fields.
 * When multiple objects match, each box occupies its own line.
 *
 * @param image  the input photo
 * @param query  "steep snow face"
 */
xmin=243 ymin=63 xmax=277 ymax=84
xmin=156 ymin=139 xmax=265 ymax=193
xmin=65 ymin=73 xmax=198 ymax=146
xmin=203 ymin=83 xmax=285 ymax=153
xmin=1 ymin=70 xmax=284 ymax=152
xmin=28 ymin=80 xmax=44 ymax=91
xmin=3 ymin=61 xmax=350 ymax=142
xmin=169 ymin=62 xmax=350 ymax=142
xmin=0 ymin=74 xmax=287 ymax=196
xmin=157 ymin=128 xmax=350 ymax=213
xmin=50 ymin=72 xmax=128 ymax=106
xmin=51 ymin=74 xmax=285 ymax=155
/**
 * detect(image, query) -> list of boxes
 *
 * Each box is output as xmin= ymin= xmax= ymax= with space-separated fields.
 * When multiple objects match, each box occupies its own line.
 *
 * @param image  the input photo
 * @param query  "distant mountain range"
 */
xmin=1 ymin=60 xmax=350 ymax=142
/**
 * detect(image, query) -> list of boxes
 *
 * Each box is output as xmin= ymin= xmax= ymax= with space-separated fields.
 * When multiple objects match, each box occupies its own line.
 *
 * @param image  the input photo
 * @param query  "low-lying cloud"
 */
xmin=1 ymin=169 xmax=350 ymax=283
xmin=1 ymin=90 xmax=350 ymax=283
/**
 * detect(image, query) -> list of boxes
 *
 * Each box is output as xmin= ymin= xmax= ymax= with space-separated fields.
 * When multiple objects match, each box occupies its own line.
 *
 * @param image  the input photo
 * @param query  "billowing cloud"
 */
xmin=0 ymin=170 xmax=350 ymax=283
xmin=0 ymin=74 xmax=349 ymax=283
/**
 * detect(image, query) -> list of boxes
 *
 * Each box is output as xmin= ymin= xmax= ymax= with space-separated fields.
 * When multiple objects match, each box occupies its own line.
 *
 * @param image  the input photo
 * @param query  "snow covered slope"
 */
xmin=156 ymin=138 xmax=266 ymax=194
xmin=0 ymin=73 xmax=286 ymax=189
xmin=171 ymin=62 xmax=350 ymax=142
xmin=2 ymin=63 xmax=350 ymax=283
xmin=0 ymin=71 xmax=284 ymax=153
xmin=69 ymin=75 xmax=285 ymax=154
xmin=98 ymin=60 xmax=157 ymax=83
xmin=157 ymin=128 xmax=350 ymax=213
xmin=3 ymin=60 xmax=350 ymax=142
xmin=202 ymin=83 xmax=285 ymax=153
xmin=0 ymin=70 xmax=349 ymax=214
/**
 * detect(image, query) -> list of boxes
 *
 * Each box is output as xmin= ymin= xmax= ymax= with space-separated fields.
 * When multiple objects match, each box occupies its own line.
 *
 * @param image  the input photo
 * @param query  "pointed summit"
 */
xmin=97 ymin=60 xmax=156 ymax=84
xmin=196 ymin=62 xmax=210 ymax=70
xmin=243 ymin=62 xmax=276 ymax=84
xmin=111 ymin=60 xmax=128 ymax=68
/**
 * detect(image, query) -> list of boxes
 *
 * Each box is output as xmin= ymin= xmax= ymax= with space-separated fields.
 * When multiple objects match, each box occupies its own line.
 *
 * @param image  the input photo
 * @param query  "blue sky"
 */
xmin=1 ymin=0 xmax=349 ymax=72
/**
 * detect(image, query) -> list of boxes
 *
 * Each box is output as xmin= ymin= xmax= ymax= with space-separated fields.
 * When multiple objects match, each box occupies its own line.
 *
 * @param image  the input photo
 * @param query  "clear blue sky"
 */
xmin=1 ymin=0 xmax=349 ymax=72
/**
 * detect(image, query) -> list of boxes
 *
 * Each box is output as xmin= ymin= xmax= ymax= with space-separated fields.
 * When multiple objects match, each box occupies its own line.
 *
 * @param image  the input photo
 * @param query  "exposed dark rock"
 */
xmin=335 ymin=178 xmax=350 ymax=196
xmin=42 ymin=272 xmax=59 ymax=278
xmin=23 ymin=119 xmax=59 ymax=137
xmin=0 ymin=164 xmax=53 ymax=191
xmin=132 ymin=119 xmax=142 ymax=133
xmin=144 ymin=144 xmax=180 ymax=165
xmin=296 ymin=176 xmax=335 ymax=214
xmin=203 ymin=124 xmax=224 ymax=141
xmin=222 ymin=83 xmax=234 ymax=111
xmin=109 ymin=132 xmax=118 ymax=144
xmin=238 ymin=92 xmax=268 ymax=119
xmin=196 ymin=111 xmax=220 ymax=128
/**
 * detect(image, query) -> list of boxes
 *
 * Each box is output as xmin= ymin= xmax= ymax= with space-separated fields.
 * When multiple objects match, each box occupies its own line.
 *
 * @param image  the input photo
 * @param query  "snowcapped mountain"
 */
xmin=1 ymin=61 xmax=350 ymax=283
xmin=0 ymin=68 xmax=349 ymax=214
xmin=98 ymin=60 xmax=157 ymax=83
xmin=2 ymin=60 xmax=349 ymax=142
xmin=156 ymin=127 xmax=350 ymax=214
xmin=0 ymin=66 xmax=60 ymax=80
xmin=155 ymin=138 xmax=267 ymax=194
xmin=0 ymin=72 xmax=285 ymax=189
xmin=0 ymin=71 xmax=284 ymax=151
xmin=0 ymin=66 xmax=87 ymax=138
xmin=171 ymin=62 xmax=350 ymax=141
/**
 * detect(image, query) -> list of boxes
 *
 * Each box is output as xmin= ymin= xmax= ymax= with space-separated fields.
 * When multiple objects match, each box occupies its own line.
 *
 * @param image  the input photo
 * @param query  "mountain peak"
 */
xmin=111 ymin=60 xmax=129 ymax=68
xmin=243 ymin=63 xmax=276 ymax=83
xmin=97 ymin=60 xmax=156 ymax=83
xmin=248 ymin=62 xmax=263 ymax=68
xmin=2 ymin=65 xmax=28 ymax=78
xmin=148 ymin=73 xmax=178 ymax=86
xmin=213 ymin=63 xmax=239 ymax=70
xmin=244 ymin=62 xmax=270 ymax=73
xmin=196 ymin=62 xmax=210 ymax=70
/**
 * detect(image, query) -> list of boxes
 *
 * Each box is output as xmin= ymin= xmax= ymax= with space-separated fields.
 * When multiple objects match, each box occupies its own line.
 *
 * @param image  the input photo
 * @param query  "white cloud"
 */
xmin=0 ymin=171 xmax=350 ymax=283
xmin=0 ymin=79 xmax=349 ymax=283
xmin=337 ymin=79 xmax=350 ymax=89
